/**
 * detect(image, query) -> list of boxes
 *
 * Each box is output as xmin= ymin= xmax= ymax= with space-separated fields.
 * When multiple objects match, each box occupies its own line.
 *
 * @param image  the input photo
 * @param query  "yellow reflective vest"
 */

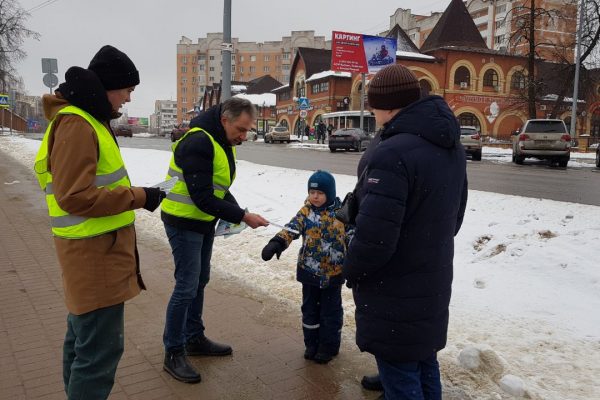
xmin=34 ymin=105 xmax=135 ymax=239
xmin=161 ymin=127 xmax=235 ymax=221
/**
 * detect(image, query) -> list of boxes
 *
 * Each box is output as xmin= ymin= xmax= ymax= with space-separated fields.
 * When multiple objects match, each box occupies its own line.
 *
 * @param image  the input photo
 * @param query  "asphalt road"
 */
xmin=28 ymin=134 xmax=600 ymax=206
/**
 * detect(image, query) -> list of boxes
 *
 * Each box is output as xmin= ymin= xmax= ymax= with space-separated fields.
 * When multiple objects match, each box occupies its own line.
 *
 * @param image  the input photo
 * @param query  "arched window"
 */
xmin=483 ymin=69 xmax=499 ymax=88
xmin=279 ymin=119 xmax=289 ymax=129
xmin=454 ymin=66 xmax=471 ymax=88
xmin=458 ymin=112 xmax=481 ymax=131
xmin=295 ymin=79 xmax=305 ymax=98
xmin=420 ymin=80 xmax=432 ymax=97
xmin=511 ymin=72 xmax=526 ymax=90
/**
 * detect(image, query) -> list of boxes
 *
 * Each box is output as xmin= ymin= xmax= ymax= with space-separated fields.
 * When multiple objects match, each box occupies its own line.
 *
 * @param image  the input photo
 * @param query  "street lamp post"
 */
xmin=569 ymin=0 xmax=585 ymax=136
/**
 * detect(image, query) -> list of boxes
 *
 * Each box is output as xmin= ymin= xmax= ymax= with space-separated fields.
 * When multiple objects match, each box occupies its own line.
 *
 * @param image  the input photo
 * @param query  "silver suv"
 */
xmin=459 ymin=126 xmax=482 ymax=161
xmin=512 ymin=119 xmax=571 ymax=167
xmin=264 ymin=126 xmax=290 ymax=143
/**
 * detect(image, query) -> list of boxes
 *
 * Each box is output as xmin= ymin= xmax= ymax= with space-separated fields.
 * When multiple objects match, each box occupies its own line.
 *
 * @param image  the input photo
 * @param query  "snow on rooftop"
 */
xmin=231 ymin=84 xmax=247 ymax=93
xmin=542 ymin=94 xmax=586 ymax=103
xmin=396 ymin=50 xmax=436 ymax=60
xmin=271 ymin=84 xmax=289 ymax=92
xmin=306 ymin=70 xmax=352 ymax=82
xmin=234 ymin=93 xmax=276 ymax=107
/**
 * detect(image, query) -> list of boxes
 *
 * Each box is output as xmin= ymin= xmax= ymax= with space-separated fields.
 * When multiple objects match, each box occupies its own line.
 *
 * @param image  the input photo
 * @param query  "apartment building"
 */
xmin=150 ymin=99 xmax=178 ymax=135
xmin=176 ymin=31 xmax=330 ymax=123
xmin=387 ymin=0 xmax=577 ymax=62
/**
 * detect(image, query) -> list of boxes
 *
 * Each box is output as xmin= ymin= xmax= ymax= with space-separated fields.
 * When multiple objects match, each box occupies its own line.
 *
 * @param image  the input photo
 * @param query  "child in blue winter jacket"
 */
xmin=261 ymin=170 xmax=352 ymax=364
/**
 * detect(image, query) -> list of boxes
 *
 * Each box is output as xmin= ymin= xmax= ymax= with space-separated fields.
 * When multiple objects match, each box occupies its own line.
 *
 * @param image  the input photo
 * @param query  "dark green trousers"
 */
xmin=63 ymin=303 xmax=124 ymax=400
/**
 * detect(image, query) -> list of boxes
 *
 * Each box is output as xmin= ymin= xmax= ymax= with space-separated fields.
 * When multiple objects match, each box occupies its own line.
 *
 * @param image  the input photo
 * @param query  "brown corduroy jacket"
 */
xmin=42 ymin=94 xmax=147 ymax=315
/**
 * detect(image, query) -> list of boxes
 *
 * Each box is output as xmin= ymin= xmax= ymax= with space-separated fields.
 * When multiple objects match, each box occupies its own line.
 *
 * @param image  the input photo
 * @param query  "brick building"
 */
xmin=275 ymin=0 xmax=600 ymax=141
xmin=176 ymin=31 xmax=329 ymax=123
xmin=387 ymin=0 xmax=577 ymax=63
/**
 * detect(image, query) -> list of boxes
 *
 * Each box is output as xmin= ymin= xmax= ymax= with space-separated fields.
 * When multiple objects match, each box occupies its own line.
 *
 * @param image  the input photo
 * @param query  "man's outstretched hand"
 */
xmin=242 ymin=211 xmax=269 ymax=229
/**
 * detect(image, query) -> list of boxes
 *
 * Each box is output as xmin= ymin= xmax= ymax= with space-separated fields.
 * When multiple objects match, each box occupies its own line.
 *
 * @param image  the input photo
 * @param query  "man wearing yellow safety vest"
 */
xmin=34 ymin=45 xmax=165 ymax=400
xmin=160 ymin=97 xmax=269 ymax=383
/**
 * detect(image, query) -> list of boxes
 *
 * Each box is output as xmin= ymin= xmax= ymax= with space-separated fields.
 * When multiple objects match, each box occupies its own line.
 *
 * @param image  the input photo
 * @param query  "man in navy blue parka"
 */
xmin=343 ymin=64 xmax=468 ymax=399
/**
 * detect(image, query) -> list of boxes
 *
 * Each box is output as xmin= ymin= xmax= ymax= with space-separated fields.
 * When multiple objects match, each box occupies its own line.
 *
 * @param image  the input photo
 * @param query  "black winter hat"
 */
xmin=88 ymin=45 xmax=140 ymax=90
xmin=58 ymin=66 xmax=113 ymax=121
xmin=308 ymin=170 xmax=336 ymax=206
xmin=368 ymin=63 xmax=421 ymax=110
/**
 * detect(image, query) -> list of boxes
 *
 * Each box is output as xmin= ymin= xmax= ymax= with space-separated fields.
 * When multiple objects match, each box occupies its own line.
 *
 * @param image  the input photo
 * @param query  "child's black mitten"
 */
xmin=261 ymin=236 xmax=286 ymax=261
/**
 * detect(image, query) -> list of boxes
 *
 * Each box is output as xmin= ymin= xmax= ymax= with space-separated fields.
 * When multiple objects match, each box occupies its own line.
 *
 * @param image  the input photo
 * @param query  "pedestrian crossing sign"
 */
xmin=0 ymin=94 xmax=8 ymax=108
xmin=298 ymin=97 xmax=310 ymax=110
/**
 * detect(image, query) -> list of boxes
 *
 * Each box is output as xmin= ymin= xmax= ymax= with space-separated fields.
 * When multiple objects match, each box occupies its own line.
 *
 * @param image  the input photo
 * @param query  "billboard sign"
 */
xmin=127 ymin=117 xmax=149 ymax=127
xmin=331 ymin=31 xmax=397 ymax=74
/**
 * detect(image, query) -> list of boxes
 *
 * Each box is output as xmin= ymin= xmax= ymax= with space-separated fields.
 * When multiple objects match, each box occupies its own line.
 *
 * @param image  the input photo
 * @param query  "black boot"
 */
xmin=185 ymin=336 xmax=232 ymax=356
xmin=163 ymin=351 xmax=201 ymax=383
xmin=361 ymin=373 xmax=384 ymax=391
xmin=304 ymin=347 xmax=317 ymax=360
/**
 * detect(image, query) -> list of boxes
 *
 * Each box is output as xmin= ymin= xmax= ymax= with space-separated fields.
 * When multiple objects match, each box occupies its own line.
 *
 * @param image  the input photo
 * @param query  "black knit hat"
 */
xmin=88 ymin=45 xmax=140 ymax=90
xmin=368 ymin=64 xmax=421 ymax=110
xmin=308 ymin=170 xmax=336 ymax=206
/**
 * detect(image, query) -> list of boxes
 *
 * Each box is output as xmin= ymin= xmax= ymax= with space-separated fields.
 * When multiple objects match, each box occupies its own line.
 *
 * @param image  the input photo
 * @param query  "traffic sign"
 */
xmin=42 ymin=58 xmax=58 ymax=74
xmin=0 ymin=94 xmax=8 ymax=109
xmin=43 ymin=73 xmax=59 ymax=89
xmin=298 ymin=97 xmax=310 ymax=110
xmin=299 ymin=109 xmax=308 ymax=118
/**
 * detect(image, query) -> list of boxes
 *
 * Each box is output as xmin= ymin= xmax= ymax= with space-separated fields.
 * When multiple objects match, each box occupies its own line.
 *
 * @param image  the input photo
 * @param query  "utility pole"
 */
xmin=221 ymin=0 xmax=232 ymax=101
xmin=569 ymin=0 xmax=585 ymax=136
xmin=359 ymin=73 xmax=366 ymax=131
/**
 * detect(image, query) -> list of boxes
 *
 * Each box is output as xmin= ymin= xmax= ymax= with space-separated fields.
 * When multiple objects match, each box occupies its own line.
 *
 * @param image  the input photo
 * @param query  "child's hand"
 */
xmin=261 ymin=238 xmax=285 ymax=261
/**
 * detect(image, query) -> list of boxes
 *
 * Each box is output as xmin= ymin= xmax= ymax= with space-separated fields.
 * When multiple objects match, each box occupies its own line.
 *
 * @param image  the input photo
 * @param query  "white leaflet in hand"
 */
xmin=151 ymin=176 xmax=178 ymax=194
xmin=268 ymin=221 xmax=300 ymax=235
xmin=215 ymin=219 xmax=248 ymax=236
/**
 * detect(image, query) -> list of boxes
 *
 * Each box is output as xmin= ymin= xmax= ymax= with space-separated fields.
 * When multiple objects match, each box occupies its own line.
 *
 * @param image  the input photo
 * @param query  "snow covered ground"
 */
xmin=2 ymin=136 xmax=599 ymax=399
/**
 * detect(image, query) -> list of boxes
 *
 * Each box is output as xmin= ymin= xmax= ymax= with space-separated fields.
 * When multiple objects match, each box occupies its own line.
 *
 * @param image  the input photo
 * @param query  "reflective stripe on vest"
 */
xmin=33 ymin=105 xmax=135 ymax=238
xmin=160 ymin=127 xmax=236 ymax=221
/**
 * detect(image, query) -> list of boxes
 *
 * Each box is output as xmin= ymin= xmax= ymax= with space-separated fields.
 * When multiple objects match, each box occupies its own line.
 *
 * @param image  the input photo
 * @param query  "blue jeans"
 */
xmin=163 ymin=223 xmax=214 ymax=352
xmin=63 ymin=303 xmax=124 ymax=400
xmin=376 ymin=353 xmax=442 ymax=400
xmin=301 ymin=284 xmax=343 ymax=354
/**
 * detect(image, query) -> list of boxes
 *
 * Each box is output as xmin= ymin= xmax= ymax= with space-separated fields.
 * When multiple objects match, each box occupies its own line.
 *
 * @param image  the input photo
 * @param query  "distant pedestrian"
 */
xmin=317 ymin=120 xmax=326 ymax=144
xmin=327 ymin=122 xmax=334 ymax=140
xmin=261 ymin=170 xmax=352 ymax=364
xmin=34 ymin=45 xmax=165 ymax=400
xmin=343 ymin=63 xmax=468 ymax=399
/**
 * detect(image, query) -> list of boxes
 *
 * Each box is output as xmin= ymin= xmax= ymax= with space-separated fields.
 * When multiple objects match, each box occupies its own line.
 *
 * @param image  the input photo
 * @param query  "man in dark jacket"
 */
xmin=343 ymin=64 xmax=468 ymax=399
xmin=160 ymin=98 xmax=269 ymax=383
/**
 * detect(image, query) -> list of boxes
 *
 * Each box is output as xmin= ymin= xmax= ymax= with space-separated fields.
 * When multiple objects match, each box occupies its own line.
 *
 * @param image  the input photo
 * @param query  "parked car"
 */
xmin=114 ymin=125 xmax=132 ymax=137
xmin=170 ymin=123 xmax=189 ymax=142
xmin=459 ymin=126 xmax=482 ymax=161
xmin=328 ymin=128 xmax=371 ymax=152
xmin=264 ymin=126 xmax=290 ymax=143
xmin=596 ymin=144 xmax=600 ymax=168
xmin=511 ymin=119 xmax=571 ymax=167
xmin=246 ymin=129 xmax=257 ymax=142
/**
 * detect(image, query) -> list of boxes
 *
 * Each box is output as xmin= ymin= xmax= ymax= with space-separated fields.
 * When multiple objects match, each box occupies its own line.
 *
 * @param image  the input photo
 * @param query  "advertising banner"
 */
xmin=331 ymin=31 xmax=397 ymax=74
xmin=127 ymin=117 xmax=148 ymax=126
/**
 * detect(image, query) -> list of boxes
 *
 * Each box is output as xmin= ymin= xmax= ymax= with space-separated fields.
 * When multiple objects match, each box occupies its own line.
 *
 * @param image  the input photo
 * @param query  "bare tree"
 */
xmin=507 ymin=0 xmax=576 ymax=118
xmin=0 ymin=0 xmax=39 ymax=92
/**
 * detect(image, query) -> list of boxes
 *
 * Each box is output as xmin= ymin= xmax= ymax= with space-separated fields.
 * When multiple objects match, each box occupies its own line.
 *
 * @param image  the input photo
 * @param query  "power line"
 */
xmin=28 ymin=0 xmax=61 ymax=13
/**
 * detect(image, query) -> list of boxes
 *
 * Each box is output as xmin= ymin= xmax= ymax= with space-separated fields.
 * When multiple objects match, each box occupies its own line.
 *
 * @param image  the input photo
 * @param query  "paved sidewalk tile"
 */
xmin=0 ymin=148 xmax=378 ymax=399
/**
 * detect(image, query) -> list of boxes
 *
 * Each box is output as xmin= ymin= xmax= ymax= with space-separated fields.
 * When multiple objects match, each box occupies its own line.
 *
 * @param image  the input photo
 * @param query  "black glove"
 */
xmin=261 ymin=237 xmax=286 ymax=261
xmin=142 ymin=187 xmax=166 ymax=212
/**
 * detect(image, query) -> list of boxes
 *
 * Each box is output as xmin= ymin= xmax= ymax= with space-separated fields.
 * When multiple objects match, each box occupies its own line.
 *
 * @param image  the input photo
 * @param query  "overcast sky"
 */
xmin=16 ymin=0 xmax=451 ymax=117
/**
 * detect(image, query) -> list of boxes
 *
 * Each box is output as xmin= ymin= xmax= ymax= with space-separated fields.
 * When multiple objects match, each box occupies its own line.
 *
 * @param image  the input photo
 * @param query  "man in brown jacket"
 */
xmin=35 ymin=45 xmax=165 ymax=400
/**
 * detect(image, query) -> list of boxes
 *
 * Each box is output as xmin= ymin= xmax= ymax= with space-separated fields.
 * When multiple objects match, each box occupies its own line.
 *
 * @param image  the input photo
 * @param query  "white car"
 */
xmin=512 ymin=119 xmax=571 ymax=167
xmin=459 ymin=126 xmax=482 ymax=161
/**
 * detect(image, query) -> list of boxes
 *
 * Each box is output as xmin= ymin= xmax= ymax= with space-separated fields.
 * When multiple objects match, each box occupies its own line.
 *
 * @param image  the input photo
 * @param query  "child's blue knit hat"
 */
xmin=308 ymin=170 xmax=336 ymax=206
